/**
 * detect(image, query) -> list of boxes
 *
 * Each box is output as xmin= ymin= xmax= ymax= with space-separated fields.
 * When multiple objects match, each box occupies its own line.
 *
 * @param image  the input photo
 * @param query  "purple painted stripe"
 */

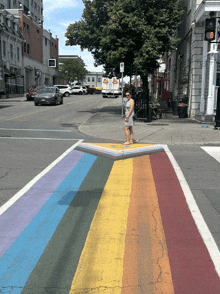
xmin=0 ymin=150 xmax=84 ymax=258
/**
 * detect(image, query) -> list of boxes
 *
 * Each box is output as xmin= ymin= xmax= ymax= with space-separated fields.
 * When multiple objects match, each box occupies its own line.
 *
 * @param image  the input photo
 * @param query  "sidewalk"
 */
xmin=79 ymin=98 xmax=220 ymax=145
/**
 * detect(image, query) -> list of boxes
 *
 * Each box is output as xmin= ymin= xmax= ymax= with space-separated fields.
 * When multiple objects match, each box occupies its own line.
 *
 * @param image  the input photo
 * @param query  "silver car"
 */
xmin=34 ymin=87 xmax=63 ymax=106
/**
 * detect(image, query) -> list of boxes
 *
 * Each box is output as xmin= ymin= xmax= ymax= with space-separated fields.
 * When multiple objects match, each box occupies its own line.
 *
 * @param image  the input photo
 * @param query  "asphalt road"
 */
xmin=1 ymin=94 xmax=220 ymax=292
xmin=0 ymin=94 xmax=118 ymax=207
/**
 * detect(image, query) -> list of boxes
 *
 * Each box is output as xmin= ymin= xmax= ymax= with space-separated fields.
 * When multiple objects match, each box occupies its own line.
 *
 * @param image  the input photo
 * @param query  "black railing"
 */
xmin=134 ymin=92 xmax=152 ymax=122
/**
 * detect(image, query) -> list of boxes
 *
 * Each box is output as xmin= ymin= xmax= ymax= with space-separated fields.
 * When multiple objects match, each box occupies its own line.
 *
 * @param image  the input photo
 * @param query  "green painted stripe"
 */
xmin=21 ymin=156 xmax=114 ymax=294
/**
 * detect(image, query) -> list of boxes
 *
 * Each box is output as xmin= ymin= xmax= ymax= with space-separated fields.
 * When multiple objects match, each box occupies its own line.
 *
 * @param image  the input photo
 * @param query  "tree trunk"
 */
xmin=141 ymin=75 xmax=151 ymax=122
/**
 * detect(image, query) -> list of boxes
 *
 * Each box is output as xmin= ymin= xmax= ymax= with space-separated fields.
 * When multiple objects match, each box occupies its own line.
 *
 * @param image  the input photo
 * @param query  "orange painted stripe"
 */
xmin=122 ymin=155 xmax=174 ymax=293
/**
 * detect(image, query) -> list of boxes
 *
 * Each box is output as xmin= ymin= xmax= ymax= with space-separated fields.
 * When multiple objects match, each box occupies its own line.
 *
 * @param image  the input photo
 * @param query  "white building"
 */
xmin=169 ymin=0 xmax=220 ymax=121
xmin=84 ymin=72 xmax=103 ymax=88
xmin=0 ymin=9 xmax=25 ymax=95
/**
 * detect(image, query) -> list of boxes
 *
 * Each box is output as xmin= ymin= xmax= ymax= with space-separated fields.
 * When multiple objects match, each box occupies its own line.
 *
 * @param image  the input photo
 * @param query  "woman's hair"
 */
xmin=126 ymin=90 xmax=132 ymax=96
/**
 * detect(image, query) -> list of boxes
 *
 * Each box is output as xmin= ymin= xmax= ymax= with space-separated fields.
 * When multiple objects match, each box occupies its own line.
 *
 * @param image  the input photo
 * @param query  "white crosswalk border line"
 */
xmin=201 ymin=147 xmax=220 ymax=163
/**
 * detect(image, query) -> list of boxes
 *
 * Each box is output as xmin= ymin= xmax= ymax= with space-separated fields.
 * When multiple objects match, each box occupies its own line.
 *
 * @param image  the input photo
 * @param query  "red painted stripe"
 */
xmin=150 ymin=152 xmax=220 ymax=293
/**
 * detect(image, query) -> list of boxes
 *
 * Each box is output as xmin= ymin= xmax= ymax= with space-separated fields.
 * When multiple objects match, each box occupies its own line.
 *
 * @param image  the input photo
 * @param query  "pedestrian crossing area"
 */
xmin=0 ymin=143 xmax=220 ymax=293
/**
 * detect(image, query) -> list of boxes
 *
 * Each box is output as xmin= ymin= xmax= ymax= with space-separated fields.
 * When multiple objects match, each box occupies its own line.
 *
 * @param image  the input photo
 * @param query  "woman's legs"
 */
xmin=129 ymin=127 xmax=133 ymax=144
xmin=124 ymin=126 xmax=130 ymax=144
xmin=124 ymin=126 xmax=133 ymax=144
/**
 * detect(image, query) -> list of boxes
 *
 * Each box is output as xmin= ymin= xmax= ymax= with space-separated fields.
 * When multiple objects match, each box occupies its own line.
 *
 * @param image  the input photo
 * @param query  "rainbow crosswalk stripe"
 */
xmin=0 ymin=143 xmax=220 ymax=293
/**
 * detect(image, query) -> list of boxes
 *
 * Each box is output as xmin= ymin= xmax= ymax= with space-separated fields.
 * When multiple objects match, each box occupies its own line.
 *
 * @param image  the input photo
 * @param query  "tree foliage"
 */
xmin=65 ymin=0 xmax=183 ymax=79
xmin=59 ymin=58 xmax=88 ymax=82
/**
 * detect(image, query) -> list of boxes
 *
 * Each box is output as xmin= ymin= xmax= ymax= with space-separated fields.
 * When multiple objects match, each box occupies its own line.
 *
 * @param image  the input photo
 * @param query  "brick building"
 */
xmin=0 ymin=0 xmax=60 ymax=97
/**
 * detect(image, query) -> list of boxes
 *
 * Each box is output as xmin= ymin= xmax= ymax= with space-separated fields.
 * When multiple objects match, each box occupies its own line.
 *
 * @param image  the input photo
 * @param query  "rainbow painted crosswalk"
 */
xmin=0 ymin=143 xmax=220 ymax=293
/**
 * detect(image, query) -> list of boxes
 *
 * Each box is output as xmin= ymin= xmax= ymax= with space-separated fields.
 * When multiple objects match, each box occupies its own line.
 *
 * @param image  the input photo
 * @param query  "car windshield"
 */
xmin=37 ymin=88 xmax=55 ymax=94
xmin=29 ymin=86 xmax=38 ymax=91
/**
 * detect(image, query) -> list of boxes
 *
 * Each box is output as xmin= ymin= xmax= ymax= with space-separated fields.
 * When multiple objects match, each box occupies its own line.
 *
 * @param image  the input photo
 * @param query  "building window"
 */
xmin=24 ymin=42 xmax=26 ymax=53
xmin=92 ymin=77 xmax=95 ymax=82
xmin=23 ymin=22 xmax=26 ymax=32
xmin=10 ymin=44 xmax=13 ymax=58
xmin=88 ymin=77 xmax=90 ymax=82
xmin=27 ymin=43 xmax=29 ymax=54
xmin=27 ymin=24 xmax=29 ymax=34
xmin=37 ymin=29 xmax=39 ymax=33
xmin=45 ymin=38 xmax=47 ymax=45
xmin=17 ymin=47 xmax=19 ymax=61
xmin=98 ymin=77 xmax=101 ymax=82
xmin=3 ymin=41 xmax=6 ymax=56
xmin=7 ymin=0 xmax=11 ymax=8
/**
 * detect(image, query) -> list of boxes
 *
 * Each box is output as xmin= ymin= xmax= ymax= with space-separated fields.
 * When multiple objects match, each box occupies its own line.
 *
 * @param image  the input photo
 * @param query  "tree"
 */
xmin=102 ymin=0 xmax=183 ymax=83
xmin=66 ymin=0 xmax=183 ymax=81
xmin=65 ymin=0 xmax=113 ymax=68
xmin=59 ymin=58 xmax=88 ymax=83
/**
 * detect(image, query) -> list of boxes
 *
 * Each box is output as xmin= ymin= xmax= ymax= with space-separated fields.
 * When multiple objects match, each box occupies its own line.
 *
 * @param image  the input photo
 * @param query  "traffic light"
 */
xmin=205 ymin=18 xmax=216 ymax=41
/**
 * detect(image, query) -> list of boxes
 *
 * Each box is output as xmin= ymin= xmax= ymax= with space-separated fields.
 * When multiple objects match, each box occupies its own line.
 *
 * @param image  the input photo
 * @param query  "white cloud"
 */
xmin=44 ymin=0 xmax=79 ymax=17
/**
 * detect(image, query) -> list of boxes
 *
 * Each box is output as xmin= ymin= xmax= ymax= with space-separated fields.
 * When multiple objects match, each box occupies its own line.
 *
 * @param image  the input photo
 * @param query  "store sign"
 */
xmin=120 ymin=62 xmax=124 ymax=73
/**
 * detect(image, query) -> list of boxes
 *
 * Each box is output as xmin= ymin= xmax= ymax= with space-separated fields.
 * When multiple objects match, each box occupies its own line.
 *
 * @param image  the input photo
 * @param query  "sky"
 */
xmin=43 ymin=0 xmax=104 ymax=73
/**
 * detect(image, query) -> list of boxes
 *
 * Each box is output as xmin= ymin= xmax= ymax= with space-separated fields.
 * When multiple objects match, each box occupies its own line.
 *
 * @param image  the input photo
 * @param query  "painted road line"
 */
xmin=122 ymin=155 xmax=174 ymax=293
xmin=0 ymin=137 xmax=78 ymax=140
xmin=0 ymin=128 xmax=72 ymax=132
xmin=0 ymin=150 xmax=84 ymax=259
xmin=21 ymin=156 xmax=114 ymax=294
xmin=0 ymin=139 xmax=83 ymax=215
xmin=0 ymin=153 xmax=97 ymax=292
xmin=164 ymin=145 xmax=220 ymax=278
xmin=201 ymin=146 xmax=220 ymax=163
xmin=69 ymin=159 xmax=133 ymax=294
xmin=151 ymin=150 xmax=220 ymax=292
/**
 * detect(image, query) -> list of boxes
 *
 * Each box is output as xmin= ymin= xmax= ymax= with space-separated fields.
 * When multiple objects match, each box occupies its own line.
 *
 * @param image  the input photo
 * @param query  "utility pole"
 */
xmin=205 ymin=12 xmax=219 ymax=118
xmin=120 ymin=62 xmax=124 ymax=117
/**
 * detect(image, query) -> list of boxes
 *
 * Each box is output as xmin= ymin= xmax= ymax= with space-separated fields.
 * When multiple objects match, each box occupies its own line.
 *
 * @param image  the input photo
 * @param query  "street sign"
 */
xmin=48 ymin=59 xmax=56 ymax=67
xmin=120 ymin=62 xmax=124 ymax=73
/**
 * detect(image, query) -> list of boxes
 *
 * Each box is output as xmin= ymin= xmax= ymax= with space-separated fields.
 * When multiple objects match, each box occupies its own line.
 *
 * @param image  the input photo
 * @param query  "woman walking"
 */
xmin=124 ymin=91 xmax=134 ymax=145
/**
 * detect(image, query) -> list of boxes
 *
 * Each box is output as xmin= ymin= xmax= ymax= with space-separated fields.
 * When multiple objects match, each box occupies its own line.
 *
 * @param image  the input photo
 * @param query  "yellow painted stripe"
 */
xmin=69 ymin=159 xmax=133 ymax=294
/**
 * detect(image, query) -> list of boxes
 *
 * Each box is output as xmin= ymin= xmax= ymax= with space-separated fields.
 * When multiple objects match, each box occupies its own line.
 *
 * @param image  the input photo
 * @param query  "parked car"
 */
xmin=87 ymin=86 xmax=96 ymax=94
xmin=82 ymin=86 xmax=87 ymax=94
xmin=34 ymin=87 xmax=63 ymax=106
xmin=54 ymin=85 xmax=72 ymax=97
xmin=72 ymin=86 xmax=84 ymax=95
xmin=26 ymin=85 xmax=46 ymax=101
xmin=96 ymin=87 xmax=102 ymax=94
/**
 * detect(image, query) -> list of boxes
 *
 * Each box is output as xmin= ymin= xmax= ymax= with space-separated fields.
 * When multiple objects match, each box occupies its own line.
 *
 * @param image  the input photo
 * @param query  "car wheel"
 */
xmin=79 ymin=91 xmax=82 ymax=95
xmin=34 ymin=102 xmax=39 ymax=106
xmin=64 ymin=92 xmax=70 ymax=97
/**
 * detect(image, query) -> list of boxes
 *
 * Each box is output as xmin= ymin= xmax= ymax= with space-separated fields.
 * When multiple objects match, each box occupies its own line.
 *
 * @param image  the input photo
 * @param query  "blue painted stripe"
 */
xmin=0 ymin=153 xmax=96 ymax=292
